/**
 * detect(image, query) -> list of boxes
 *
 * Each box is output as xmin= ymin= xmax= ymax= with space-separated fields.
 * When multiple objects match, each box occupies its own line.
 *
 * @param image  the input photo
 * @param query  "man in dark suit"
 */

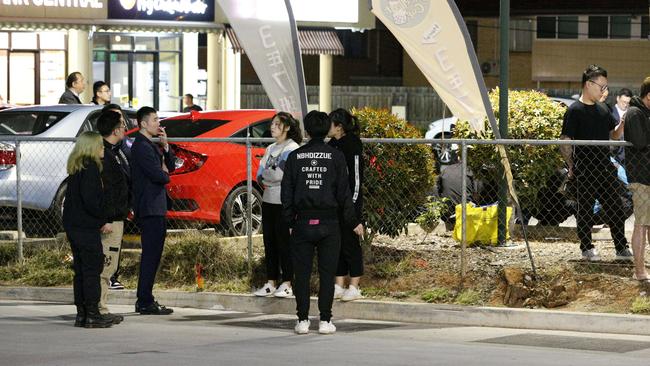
xmin=59 ymin=72 xmax=86 ymax=104
xmin=131 ymin=106 xmax=176 ymax=315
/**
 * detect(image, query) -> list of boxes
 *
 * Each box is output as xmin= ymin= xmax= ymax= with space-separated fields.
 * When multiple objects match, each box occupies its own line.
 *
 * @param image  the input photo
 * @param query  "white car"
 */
xmin=425 ymin=96 xmax=577 ymax=165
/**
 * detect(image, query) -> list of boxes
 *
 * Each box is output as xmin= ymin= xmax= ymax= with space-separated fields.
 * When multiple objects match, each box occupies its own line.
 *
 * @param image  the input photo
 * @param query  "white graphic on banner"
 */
xmin=3 ymin=0 xmax=104 ymax=8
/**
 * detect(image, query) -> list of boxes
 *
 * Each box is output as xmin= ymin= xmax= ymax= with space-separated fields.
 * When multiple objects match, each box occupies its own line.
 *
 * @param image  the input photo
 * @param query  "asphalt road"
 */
xmin=2 ymin=300 xmax=650 ymax=366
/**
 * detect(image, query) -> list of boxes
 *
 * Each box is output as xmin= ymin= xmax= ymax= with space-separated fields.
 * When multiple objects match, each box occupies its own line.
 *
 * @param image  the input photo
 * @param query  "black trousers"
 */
xmin=336 ymin=222 xmax=364 ymax=277
xmin=291 ymin=222 xmax=340 ymax=322
xmin=67 ymin=229 xmax=104 ymax=308
xmin=262 ymin=202 xmax=293 ymax=283
xmin=136 ymin=216 xmax=167 ymax=306
xmin=575 ymin=167 xmax=628 ymax=252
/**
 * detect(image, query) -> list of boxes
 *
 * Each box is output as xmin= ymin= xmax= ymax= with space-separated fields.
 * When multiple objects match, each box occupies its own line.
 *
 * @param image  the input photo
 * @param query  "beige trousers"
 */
xmin=99 ymin=221 xmax=124 ymax=314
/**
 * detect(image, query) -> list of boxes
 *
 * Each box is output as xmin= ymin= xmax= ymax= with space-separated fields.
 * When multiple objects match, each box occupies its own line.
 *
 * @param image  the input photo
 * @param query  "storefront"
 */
xmin=0 ymin=0 xmax=219 ymax=111
xmin=98 ymin=0 xmax=216 ymax=111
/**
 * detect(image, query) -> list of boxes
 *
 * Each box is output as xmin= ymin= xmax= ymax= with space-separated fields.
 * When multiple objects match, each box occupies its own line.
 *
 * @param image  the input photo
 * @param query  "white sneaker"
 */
xmin=334 ymin=284 xmax=345 ymax=300
xmin=294 ymin=319 xmax=310 ymax=334
xmin=581 ymin=248 xmax=601 ymax=262
xmin=341 ymin=285 xmax=363 ymax=302
xmin=253 ymin=282 xmax=276 ymax=297
xmin=273 ymin=282 xmax=293 ymax=298
xmin=318 ymin=320 xmax=336 ymax=334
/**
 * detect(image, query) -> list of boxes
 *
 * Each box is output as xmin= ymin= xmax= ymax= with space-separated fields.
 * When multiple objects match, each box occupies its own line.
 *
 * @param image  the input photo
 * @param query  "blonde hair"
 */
xmin=66 ymin=131 xmax=103 ymax=175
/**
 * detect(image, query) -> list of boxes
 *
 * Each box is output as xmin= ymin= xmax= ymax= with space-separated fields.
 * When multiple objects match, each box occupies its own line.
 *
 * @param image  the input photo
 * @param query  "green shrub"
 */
xmin=453 ymin=89 xmax=565 ymax=214
xmin=354 ymin=107 xmax=436 ymax=238
xmin=416 ymin=197 xmax=449 ymax=234
xmin=0 ymin=244 xmax=17 ymax=266
xmin=631 ymin=296 xmax=650 ymax=314
xmin=421 ymin=287 xmax=451 ymax=303
xmin=455 ymin=289 xmax=483 ymax=305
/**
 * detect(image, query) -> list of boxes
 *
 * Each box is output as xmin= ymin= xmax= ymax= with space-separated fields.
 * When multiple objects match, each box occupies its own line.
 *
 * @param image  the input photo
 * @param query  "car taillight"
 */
xmin=0 ymin=143 xmax=16 ymax=171
xmin=171 ymin=146 xmax=207 ymax=175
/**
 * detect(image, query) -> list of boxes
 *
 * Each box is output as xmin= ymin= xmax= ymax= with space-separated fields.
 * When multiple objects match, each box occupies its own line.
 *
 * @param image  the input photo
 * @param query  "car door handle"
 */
xmin=255 ymin=154 xmax=264 ymax=158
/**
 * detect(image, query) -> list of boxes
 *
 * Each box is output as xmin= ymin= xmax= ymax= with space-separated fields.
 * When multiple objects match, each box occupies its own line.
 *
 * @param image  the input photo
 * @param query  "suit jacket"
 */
xmin=59 ymin=89 xmax=82 ymax=104
xmin=131 ymin=132 xmax=176 ymax=219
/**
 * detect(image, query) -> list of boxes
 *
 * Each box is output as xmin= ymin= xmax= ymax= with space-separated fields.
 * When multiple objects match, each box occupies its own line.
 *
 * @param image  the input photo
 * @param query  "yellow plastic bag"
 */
xmin=453 ymin=203 xmax=512 ymax=246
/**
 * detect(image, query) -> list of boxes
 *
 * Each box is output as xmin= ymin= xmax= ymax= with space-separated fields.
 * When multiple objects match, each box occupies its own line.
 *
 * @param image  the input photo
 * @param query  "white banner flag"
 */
xmin=371 ymin=0 xmax=496 ymax=132
xmin=217 ymin=0 xmax=308 ymax=120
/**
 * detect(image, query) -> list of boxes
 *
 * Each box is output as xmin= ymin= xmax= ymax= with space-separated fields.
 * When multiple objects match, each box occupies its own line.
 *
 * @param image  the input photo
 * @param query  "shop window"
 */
xmin=11 ymin=32 xmax=37 ymax=49
xmin=39 ymin=32 xmax=65 ymax=50
xmin=9 ymin=52 xmax=35 ymax=105
xmin=160 ymin=36 xmax=181 ymax=51
xmin=40 ymin=51 xmax=66 ymax=105
xmin=510 ymin=19 xmax=532 ymax=52
xmin=0 ymin=33 xmax=7 ymax=49
xmin=93 ymin=34 xmax=110 ymax=50
xmin=92 ymin=51 xmax=106 ymax=90
xmin=610 ymin=16 xmax=631 ymax=39
xmin=536 ymin=17 xmax=556 ymax=39
xmin=588 ymin=16 xmax=608 ymax=39
xmin=641 ymin=16 xmax=650 ymax=39
xmin=0 ymin=50 xmax=6 ymax=102
xmin=134 ymin=36 xmax=157 ymax=51
xmin=557 ymin=16 xmax=578 ymax=39
xmin=111 ymin=35 xmax=132 ymax=51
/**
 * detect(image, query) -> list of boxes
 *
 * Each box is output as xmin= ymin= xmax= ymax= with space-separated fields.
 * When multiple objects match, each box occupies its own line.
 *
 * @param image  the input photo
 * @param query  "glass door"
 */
xmin=109 ymin=53 xmax=130 ymax=108
xmin=132 ymin=53 xmax=155 ymax=109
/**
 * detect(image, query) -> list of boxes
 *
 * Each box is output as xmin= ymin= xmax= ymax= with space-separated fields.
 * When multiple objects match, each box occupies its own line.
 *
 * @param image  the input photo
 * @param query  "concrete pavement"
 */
xmin=2 ymin=300 xmax=650 ymax=366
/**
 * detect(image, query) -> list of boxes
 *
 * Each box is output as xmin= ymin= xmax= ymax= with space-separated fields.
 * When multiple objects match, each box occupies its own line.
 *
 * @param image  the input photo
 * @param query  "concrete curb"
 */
xmin=2 ymin=286 xmax=650 ymax=336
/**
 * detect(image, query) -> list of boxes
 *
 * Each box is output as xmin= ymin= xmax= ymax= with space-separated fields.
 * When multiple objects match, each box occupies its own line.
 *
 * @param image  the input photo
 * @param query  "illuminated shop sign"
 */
xmin=0 ymin=0 xmax=103 ymax=9
xmin=109 ymin=0 xmax=214 ymax=21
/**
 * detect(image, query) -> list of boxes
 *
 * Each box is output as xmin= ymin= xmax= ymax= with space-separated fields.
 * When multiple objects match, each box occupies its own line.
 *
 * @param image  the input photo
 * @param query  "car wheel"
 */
xmin=221 ymin=185 xmax=262 ymax=237
xmin=433 ymin=133 xmax=459 ymax=165
xmin=49 ymin=181 xmax=67 ymax=233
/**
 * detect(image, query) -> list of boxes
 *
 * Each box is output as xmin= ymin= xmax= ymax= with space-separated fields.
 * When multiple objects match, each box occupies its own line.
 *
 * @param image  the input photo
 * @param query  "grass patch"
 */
xmin=421 ymin=287 xmax=452 ymax=303
xmin=455 ymin=289 xmax=482 ymax=305
xmin=368 ymin=254 xmax=421 ymax=279
xmin=631 ymin=297 xmax=650 ymax=314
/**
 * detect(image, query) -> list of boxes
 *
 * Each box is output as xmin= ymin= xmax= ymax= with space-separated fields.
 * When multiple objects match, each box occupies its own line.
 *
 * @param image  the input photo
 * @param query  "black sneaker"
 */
xmin=138 ymin=301 xmax=173 ymax=315
xmin=109 ymin=280 xmax=125 ymax=290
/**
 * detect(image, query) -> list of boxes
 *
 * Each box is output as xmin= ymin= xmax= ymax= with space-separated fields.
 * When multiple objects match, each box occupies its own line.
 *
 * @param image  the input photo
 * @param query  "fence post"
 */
xmin=460 ymin=141 xmax=467 ymax=280
xmin=15 ymin=140 xmax=23 ymax=263
xmin=246 ymin=135 xmax=253 ymax=285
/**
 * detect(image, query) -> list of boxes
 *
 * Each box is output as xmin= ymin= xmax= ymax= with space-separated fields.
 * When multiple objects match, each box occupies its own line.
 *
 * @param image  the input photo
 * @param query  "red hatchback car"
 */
xmin=150 ymin=109 xmax=276 ymax=236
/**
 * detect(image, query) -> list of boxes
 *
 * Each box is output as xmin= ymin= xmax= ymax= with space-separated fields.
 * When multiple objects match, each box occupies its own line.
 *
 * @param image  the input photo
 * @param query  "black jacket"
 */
xmin=58 ymin=89 xmax=82 ymax=104
xmin=101 ymin=139 xmax=131 ymax=221
xmin=131 ymin=132 xmax=176 ymax=218
xmin=328 ymin=134 xmax=364 ymax=220
xmin=281 ymin=139 xmax=360 ymax=229
xmin=624 ymin=96 xmax=650 ymax=185
xmin=62 ymin=160 xmax=106 ymax=231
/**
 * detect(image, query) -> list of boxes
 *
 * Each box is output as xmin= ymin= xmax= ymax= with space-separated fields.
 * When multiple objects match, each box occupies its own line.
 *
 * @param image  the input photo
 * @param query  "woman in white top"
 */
xmin=254 ymin=112 xmax=303 ymax=297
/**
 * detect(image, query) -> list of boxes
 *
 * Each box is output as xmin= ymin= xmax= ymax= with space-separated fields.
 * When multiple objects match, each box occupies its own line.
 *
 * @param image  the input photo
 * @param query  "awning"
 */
xmin=0 ymin=18 xmax=223 ymax=33
xmin=226 ymin=27 xmax=344 ymax=56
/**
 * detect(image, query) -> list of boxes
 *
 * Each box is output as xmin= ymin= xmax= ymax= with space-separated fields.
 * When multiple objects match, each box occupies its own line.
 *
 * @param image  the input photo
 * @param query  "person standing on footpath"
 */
xmin=254 ymin=112 xmax=302 ymax=298
xmin=623 ymin=77 xmax=650 ymax=281
xmin=559 ymin=65 xmax=631 ymax=262
xmin=328 ymin=108 xmax=365 ymax=302
xmin=96 ymin=111 xmax=131 ymax=323
xmin=281 ymin=111 xmax=364 ymax=335
xmin=63 ymin=131 xmax=114 ymax=328
xmin=131 ymin=106 xmax=176 ymax=315
xmin=59 ymin=72 xmax=85 ymax=104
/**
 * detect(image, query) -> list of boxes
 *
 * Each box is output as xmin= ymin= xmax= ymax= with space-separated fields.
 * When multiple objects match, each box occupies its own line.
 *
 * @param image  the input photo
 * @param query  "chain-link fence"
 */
xmin=1 ymin=135 xmax=647 ymax=310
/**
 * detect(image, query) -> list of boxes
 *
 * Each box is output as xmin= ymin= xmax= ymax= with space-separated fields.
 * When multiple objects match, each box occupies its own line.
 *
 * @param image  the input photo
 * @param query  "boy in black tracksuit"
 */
xmin=281 ymin=111 xmax=363 ymax=335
